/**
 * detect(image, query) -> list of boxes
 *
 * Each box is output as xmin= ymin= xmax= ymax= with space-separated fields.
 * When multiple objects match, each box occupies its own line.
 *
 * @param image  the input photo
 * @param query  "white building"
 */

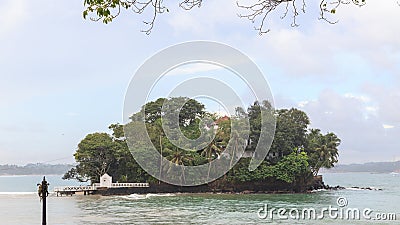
xmin=100 ymin=173 xmax=112 ymax=187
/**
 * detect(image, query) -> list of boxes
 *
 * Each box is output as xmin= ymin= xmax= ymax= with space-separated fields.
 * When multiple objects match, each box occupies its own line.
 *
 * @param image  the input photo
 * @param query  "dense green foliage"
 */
xmin=64 ymin=97 xmax=340 ymax=188
xmin=305 ymin=129 xmax=340 ymax=176
xmin=63 ymin=126 xmax=152 ymax=183
xmin=226 ymin=151 xmax=309 ymax=184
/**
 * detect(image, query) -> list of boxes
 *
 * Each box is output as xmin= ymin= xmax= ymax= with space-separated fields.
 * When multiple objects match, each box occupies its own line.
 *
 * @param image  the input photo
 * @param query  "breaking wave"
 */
xmin=121 ymin=193 xmax=175 ymax=200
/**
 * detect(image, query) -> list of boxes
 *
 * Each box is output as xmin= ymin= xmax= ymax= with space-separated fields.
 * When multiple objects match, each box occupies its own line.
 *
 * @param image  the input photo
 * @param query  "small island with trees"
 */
xmin=63 ymin=97 xmax=340 ymax=194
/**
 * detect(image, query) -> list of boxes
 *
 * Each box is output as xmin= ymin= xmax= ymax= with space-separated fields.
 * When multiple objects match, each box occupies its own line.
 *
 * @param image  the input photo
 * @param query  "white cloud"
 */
xmin=0 ymin=0 xmax=398 ymax=165
xmin=362 ymin=84 xmax=400 ymax=125
xmin=167 ymin=0 xmax=246 ymax=35
xmin=0 ymin=0 xmax=29 ymax=38
xmin=237 ymin=0 xmax=400 ymax=80
xmin=365 ymin=106 xmax=377 ymax=113
xmin=165 ymin=63 xmax=223 ymax=76
xmin=302 ymin=89 xmax=400 ymax=164
xmin=344 ymin=93 xmax=370 ymax=103
xmin=341 ymin=1 xmax=400 ymax=46
xmin=298 ymin=100 xmax=310 ymax=108
xmin=335 ymin=1 xmax=400 ymax=72
xmin=383 ymin=124 xmax=395 ymax=129
xmin=164 ymin=0 xmax=400 ymax=81
xmin=65 ymin=112 xmax=79 ymax=117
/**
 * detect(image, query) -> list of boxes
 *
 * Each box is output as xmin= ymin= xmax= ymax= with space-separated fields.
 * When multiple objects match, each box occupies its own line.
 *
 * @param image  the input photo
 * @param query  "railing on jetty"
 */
xmin=93 ymin=183 xmax=150 ymax=188
xmin=54 ymin=183 xmax=149 ymax=196
xmin=54 ymin=185 xmax=97 ymax=196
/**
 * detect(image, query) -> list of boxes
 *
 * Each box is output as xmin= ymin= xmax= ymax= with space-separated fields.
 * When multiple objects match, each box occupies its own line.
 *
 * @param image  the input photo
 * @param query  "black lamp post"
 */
xmin=38 ymin=176 xmax=49 ymax=225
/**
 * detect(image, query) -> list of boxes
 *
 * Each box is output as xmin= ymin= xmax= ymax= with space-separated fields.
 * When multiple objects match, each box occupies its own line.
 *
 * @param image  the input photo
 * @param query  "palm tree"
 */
xmin=320 ymin=133 xmax=340 ymax=167
xmin=309 ymin=132 xmax=340 ymax=176
xmin=165 ymin=147 xmax=194 ymax=185
xmin=229 ymin=129 xmax=246 ymax=170
xmin=201 ymin=140 xmax=222 ymax=182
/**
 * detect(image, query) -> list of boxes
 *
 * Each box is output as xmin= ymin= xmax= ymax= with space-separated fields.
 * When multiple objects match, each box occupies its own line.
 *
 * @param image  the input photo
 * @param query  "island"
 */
xmin=61 ymin=97 xmax=340 ymax=195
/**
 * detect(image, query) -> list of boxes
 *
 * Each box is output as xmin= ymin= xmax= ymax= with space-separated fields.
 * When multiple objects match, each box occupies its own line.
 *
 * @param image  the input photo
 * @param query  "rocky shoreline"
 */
xmin=310 ymin=175 xmax=383 ymax=191
xmin=94 ymin=176 xmax=326 ymax=196
xmin=92 ymin=175 xmax=382 ymax=196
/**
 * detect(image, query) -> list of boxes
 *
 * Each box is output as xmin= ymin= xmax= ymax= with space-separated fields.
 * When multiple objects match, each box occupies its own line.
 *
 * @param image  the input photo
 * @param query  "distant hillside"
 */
xmin=3 ymin=161 xmax=399 ymax=175
xmin=0 ymin=163 xmax=74 ymax=175
xmin=323 ymin=161 xmax=400 ymax=173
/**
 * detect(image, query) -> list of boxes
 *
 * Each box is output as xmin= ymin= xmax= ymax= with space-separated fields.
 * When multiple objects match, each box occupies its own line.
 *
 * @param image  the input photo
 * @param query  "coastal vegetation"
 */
xmin=63 ymin=97 xmax=340 ymax=191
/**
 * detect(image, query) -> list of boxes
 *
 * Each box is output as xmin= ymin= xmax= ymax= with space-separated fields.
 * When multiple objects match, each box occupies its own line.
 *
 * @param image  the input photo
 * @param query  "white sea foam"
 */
xmin=310 ymin=189 xmax=327 ymax=192
xmin=346 ymin=187 xmax=363 ymax=191
xmin=145 ymin=193 xmax=175 ymax=198
xmin=345 ymin=187 xmax=382 ymax=191
xmin=121 ymin=194 xmax=147 ymax=200
xmin=121 ymin=193 xmax=175 ymax=200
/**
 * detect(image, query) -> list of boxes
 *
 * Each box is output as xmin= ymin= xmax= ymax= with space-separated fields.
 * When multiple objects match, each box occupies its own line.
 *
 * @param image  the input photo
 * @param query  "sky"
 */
xmin=0 ymin=0 xmax=399 ymax=165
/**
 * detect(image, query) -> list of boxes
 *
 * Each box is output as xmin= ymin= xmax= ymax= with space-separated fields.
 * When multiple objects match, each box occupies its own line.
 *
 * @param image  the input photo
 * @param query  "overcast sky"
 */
xmin=0 ymin=0 xmax=399 ymax=165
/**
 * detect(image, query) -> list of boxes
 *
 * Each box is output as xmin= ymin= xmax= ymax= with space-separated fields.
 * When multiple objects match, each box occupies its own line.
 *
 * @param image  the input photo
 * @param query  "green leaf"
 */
xmin=83 ymin=10 xmax=88 ymax=19
xmin=97 ymin=7 xmax=103 ymax=16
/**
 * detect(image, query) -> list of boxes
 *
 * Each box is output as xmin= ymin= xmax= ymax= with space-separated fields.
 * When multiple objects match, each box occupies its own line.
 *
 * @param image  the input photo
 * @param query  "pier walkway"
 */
xmin=54 ymin=173 xmax=149 ymax=196
xmin=54 ymin=183 xmax=150 ymax=196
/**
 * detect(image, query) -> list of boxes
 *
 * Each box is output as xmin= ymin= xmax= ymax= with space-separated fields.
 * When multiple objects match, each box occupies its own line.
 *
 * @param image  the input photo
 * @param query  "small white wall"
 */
xmin=100 ymin=173 xmax=112 ymax=187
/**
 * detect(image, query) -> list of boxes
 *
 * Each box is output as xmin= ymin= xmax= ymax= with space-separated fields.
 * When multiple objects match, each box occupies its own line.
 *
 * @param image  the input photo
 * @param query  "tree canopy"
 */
xmin=63 ymin=128 xmax=152 ymax=183
xmin=64 ymin=97 xmax=341 ymax=188
xmin=305 ymin=128 xmax=340 ymax=176
xmin=81 ymin=0 xmax=378 ymax=34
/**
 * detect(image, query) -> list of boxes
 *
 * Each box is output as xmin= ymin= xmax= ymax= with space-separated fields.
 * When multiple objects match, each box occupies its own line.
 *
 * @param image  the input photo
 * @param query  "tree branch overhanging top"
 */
xmin=81 ymin=0 xmax=395 ymax=35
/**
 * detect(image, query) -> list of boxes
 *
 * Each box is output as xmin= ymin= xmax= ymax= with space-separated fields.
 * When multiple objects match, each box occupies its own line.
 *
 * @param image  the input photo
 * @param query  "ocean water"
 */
xmin=0 ymin=173 xmax=399 ymax=224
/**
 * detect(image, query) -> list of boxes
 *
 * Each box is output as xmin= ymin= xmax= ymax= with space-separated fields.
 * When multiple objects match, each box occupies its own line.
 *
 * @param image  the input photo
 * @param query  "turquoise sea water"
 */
xmin=0 ymin=173 xmax=398 ymax=224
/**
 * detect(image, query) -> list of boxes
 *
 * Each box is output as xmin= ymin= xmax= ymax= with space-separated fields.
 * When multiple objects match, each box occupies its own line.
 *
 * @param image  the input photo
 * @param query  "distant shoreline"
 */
xmin=2 ymin=161 xmax=399 ymax=176
xmin=0 ymin=163 xmax=74 ymax=176
xmin=0 ymin=174 xmax=65 ymax=177
xmin=320 ymin=171 xmax=399 ymax=174
xmin=321 ymin=161 xmax=400 ymax=174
